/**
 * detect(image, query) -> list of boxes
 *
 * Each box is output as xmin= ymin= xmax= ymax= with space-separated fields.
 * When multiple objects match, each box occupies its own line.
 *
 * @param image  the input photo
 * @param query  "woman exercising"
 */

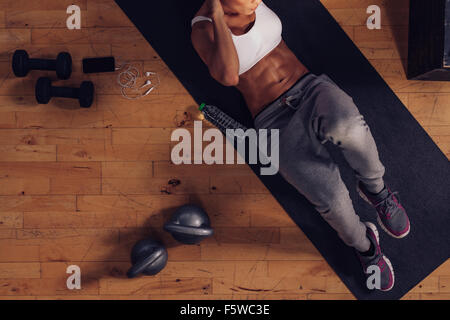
xmin=191 ymin=0 xmax=410 ymax=291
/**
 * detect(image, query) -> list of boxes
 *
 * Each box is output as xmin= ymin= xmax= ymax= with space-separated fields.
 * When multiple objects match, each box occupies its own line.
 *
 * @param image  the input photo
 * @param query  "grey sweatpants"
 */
xmin=254 ymin=73 xmax=386 ymax=252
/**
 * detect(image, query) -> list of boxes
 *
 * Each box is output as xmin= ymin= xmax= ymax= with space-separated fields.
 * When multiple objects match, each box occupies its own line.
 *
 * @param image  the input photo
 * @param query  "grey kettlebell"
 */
xmin=164 ymin=204 xmax=214 ymax=244
xmin=127 ymin=239 xmax=168 ymax=278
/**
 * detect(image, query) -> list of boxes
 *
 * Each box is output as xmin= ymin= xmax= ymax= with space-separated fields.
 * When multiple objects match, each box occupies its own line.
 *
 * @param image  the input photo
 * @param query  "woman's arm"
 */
xmin=191 ymin=0 xmax=240 ymax=86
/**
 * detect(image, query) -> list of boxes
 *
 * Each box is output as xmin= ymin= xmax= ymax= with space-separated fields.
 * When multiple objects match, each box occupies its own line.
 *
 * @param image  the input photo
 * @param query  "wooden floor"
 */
xmin=0 ymin=0 xmax=448 ymax=300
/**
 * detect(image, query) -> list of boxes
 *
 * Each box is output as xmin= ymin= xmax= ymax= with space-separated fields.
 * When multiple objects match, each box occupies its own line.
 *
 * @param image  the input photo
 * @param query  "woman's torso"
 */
xmin=235 ymin=40 xmax=309 ymax=118
xmin=194 ymin=2 xmax=309 ymax=118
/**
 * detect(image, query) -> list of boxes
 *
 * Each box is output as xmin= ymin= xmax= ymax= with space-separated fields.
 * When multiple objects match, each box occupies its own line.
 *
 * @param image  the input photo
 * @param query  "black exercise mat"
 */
xmin=114 ymin=0 xmax=450 ymax=300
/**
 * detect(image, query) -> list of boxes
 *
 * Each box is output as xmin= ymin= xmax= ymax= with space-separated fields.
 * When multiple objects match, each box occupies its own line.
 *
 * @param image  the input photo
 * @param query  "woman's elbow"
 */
xmin=209 ymin=65 xmax=239 ymax=86
xmin=220 ymin=73 xmax=239 ymax=86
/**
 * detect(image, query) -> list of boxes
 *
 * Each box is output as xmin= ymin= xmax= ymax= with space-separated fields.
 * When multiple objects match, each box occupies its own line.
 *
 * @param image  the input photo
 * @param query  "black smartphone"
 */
xmin=82 ymin=57 xmax=115 ymax=73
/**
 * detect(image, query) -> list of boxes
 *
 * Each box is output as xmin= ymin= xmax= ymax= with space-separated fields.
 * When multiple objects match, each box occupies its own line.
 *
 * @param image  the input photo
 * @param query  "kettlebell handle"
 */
xmin=164 ymin=223 xmax=214 ymax=237
xmin=126 ymin=247 xmax=165 ymax=278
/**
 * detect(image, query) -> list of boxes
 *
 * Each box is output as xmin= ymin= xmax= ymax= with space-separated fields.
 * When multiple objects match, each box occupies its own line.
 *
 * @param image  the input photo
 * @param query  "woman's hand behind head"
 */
xmin=202 ymin=0 xmax=224 ymax=18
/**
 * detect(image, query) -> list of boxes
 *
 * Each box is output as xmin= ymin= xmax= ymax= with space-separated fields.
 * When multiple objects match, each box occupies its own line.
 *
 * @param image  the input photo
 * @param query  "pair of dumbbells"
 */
xmin=12 ymin=50 xmax=94 ymax=108
xmin=127 ymin=204 xmax=214 ymax=278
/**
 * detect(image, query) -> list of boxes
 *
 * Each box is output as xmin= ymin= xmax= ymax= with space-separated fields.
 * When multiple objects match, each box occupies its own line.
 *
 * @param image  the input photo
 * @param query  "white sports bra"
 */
xmin=191 ymin=1 xmax=282 ymax=75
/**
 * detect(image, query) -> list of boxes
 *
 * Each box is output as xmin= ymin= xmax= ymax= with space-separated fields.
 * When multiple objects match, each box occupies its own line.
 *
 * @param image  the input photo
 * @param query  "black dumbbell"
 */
xmin=127 ymin=239 xmax=168 ymax=278
xmin=12 ymin=50 xmax=72 ymax=80
xmin=35 ymin=77 xmax=94 ymax=108
xmin=164 ymin=204 xmax=214 ymax=245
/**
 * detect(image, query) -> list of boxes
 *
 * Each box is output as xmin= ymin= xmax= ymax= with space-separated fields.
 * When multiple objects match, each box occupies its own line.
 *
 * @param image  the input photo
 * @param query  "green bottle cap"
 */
xmin=199 ymin=103 xmax=206 ymax=111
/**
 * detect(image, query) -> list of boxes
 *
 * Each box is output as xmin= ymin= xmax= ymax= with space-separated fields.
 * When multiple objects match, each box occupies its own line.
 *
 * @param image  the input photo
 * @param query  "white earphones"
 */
xmin=116 ymin=63 xmax=160 ymax=100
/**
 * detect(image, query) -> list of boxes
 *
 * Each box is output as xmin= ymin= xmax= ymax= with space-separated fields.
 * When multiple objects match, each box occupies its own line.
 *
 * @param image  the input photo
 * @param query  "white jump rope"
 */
xmin=116 ymin=62 xmax=161 ymax=100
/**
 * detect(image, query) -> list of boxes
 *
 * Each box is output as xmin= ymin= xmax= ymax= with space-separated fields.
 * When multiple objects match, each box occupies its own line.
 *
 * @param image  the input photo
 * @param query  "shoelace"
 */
xmin=361 ymin=252 xmax=385 ymax=273
xmin=359 ymin=250 xmax=386 ymax=271
xmin=376 ymin=257 xmax=386 ymax=271
xmin=374 ymin=191 xmax=400 ymax=219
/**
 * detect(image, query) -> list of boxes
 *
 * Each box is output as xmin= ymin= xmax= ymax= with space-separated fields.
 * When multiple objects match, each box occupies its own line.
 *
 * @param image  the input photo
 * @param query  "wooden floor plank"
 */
xmin=0 ymin=0 xmax=87 ymax=11
xmin=23 ymin=211 xmax=137 ymax=229
xmin=439 ymin=276 xmax=450 ymax=293
xmin=355 ymin=26 xmax=408 ymax=43
xmin=49 ymin=177 xmax=101 ymax=195
xmin=201 ymin=243 xmax=322 ymax=261
xmin=0 ymin=162 xmax=101 ymax=179
xmin=0 ymin=278 xmax=98 ymax=296
xmin=329 ymin=7 xmax=408 ymax=27
xmin=112 ymin=128 xmax=172 ymax=145
xmin=0 ymin=112 xmax=16 ymax=129
xmin=409 ymin=276 xmax=440 ymax=294
xmin=430 ymin=260 xmax=450 ymax=276
xmin=0 ymin=145 xmax=56 ymax=161
xmin=213 ymin=275 xmax=329 ymax=295
xmin=209 ymin=227 xmax=280 ymax=244
xmin=0 ymin=230 xmax=16 ymax=239
xmin=0 ymin=177 xmax=50 ymax=195
xmin=102 ymin=177 xmax=210 ymax=195
xmin=31 ymin=28 xmax=144 ymax=45
xmin=0 ymin=263 xmax=40 ymax=279
xmin=154 ymin=161 xmax=253 ymax=178
xmin=0 ymin=212 xmax=23 ymax=229
xmin=99 ymin=277 xmax=161 ymax=295
xmin=102 ymin=161 xmax=153 ymax=177
xmin=0 ymin=11 xmax=5 ymax=28
xmin=421 ymin=293 xmax=450 ymax=300
xmin=0 ymin=195 xmax=76 ymax=212
xmin=210 ymin=175 xmax=270 ymax=194
xmin=111 ymin=42 xmax=161 ymax=61
xmin=320 ymin=0 xmax=409 ymax=10
xmin=57 ymin=144 xmax=169 ymax=162
xmin=0 ymin=240 xmax=40 ymax=262
xmin=87 ymin=0 xmax=133 ymax=28
xmin=0 ymin=44 xmax=111 ymax=63
xmin=307 ymin=293 xmax=355 ymax=300
xmin=6 ymin=10 xmax=88 ymax=28
xmin=0 ymin=128 xmax=110 ymax=145
xmin=77 ymin=194 xmax=189 ymax=213
xmin=0 ymin=296 xmax=37 ymax=300
xmin=0 ymin=29 xmax=31 ymax=46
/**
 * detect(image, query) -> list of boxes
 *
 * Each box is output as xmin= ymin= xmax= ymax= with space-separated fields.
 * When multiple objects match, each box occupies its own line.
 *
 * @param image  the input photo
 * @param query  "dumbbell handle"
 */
xmin=50 ymin=86 xmax=79 ymax=99
xmin=126 ymin=247 xmax=165 ymax=279
xmin=28 ymin=58 xmax=56 ymax=71
xmin=164 ymin=223 xmax=214 ymax=237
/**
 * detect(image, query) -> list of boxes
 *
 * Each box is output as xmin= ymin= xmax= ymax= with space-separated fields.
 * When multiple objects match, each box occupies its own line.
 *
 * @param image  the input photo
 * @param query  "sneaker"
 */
xmin=356 ymin=222 xmax=395 ymax=292
xmin=357 ymin=180 xmax=410 ymax=239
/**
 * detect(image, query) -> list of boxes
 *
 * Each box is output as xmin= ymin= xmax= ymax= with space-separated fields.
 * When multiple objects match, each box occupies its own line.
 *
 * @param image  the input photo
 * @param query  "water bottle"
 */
xmin=199 ymin=103 xmax=248 ymax=134
xmin=198 ymin=103 xmax=270 ymax=167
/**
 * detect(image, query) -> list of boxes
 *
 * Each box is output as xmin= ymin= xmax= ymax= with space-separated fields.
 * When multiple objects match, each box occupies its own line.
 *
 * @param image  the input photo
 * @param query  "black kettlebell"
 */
xmin=164 ymin=204 xmax=214 ymax=245
xmin=127 ymin=239 xmax=168 ymax=278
